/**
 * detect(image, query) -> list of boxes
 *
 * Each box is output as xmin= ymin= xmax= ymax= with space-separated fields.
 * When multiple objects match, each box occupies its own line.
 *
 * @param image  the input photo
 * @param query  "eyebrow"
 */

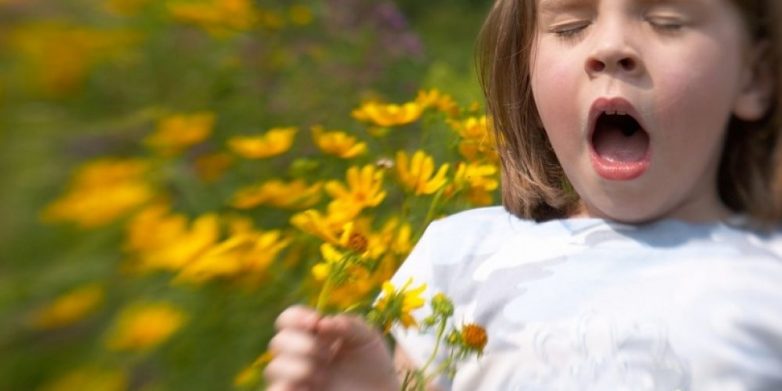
xmin=538 ymin=0 xmax=694 ymax=10
xmin=537 ymin=0 xmax=594 ymax=15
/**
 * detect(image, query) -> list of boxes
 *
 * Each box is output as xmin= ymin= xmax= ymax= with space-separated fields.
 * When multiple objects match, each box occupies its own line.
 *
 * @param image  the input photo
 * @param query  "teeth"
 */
xmin=617 ymin=110 xmax=626 ymax=115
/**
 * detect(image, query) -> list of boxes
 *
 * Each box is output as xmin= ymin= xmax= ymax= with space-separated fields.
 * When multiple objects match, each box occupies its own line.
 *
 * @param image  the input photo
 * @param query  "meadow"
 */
xmin=0 ymin=1 xmax=495 ymax=389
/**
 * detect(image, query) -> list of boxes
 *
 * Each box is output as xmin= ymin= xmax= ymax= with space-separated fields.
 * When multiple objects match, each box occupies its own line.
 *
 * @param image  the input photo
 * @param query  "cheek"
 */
xmin=652 ymin=42 xmax=742 ymax=138
xmin=531 ymin=47 xmax=583 ymax=144
xmin=532 ymin=47 xmax=582 ymax=104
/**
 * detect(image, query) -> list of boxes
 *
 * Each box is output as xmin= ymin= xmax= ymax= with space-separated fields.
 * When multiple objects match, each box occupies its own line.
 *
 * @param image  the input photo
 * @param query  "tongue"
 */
xmin=593 ymin=124 xmax=649 ymax=162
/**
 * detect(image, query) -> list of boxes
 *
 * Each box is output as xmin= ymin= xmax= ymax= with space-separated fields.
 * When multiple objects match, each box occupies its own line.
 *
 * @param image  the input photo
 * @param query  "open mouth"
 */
xmin=588 ymin=100 xmax=651 ymax=181
xmin=592 ymin=112 xmax=649 ymax=163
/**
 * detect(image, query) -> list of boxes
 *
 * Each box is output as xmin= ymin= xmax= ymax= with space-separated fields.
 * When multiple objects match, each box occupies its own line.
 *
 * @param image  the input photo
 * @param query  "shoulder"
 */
xmin=418 ymin=207 xmax=534 ymax=262
xmin=425 ymin=206 xmax=531 ymax=241
xmin=432 ymin=206 xmax=521 ymax=226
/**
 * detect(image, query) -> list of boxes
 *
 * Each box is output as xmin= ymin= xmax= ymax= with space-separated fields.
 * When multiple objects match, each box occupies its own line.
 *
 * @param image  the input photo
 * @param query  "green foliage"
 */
xmin=0 ymin=1 xmax=492 ymax=390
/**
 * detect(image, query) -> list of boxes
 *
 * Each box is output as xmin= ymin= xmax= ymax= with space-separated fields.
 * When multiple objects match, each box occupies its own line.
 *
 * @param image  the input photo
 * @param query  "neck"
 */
xmin=572 ymin=197 xmax=734 ymax=224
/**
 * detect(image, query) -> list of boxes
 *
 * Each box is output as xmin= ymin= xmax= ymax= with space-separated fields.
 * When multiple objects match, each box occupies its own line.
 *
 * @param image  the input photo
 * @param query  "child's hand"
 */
xmin=264 ymin=305 xmax=400 ymax=391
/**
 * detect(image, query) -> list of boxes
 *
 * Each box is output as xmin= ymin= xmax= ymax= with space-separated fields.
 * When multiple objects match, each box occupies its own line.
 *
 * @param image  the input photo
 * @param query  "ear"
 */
xmin=733 ymin=40 xmax=774 ymax=121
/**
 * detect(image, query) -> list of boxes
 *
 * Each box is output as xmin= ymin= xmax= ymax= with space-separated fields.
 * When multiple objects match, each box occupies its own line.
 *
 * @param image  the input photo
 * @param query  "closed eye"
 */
xmin=645 ymin=16 xmax=685 ymax=32
xmin=551 ymin=21 xmax=591 ymax=40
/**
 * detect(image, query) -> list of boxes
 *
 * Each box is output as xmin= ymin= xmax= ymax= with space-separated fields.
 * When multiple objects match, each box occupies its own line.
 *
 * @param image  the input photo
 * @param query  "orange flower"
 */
xmin=461 ymin=323 xmax=488 ymax=352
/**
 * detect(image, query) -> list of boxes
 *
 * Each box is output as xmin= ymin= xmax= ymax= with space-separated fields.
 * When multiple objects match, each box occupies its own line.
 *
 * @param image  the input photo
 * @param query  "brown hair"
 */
xmin=477 ymin=0 xmax=782 ymax=224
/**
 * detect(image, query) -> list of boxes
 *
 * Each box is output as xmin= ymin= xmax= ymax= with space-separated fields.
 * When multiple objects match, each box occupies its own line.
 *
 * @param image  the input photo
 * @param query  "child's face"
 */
xmin=530 ymin=0 xmax=766 ymax=222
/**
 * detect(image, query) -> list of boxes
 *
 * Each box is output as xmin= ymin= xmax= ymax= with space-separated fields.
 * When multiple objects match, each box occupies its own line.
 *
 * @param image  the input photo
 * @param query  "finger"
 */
xmin=265 ymin=383 xmax=294 ymax=391
xmin=265 ymin=383 xmax=313 ymax=391
xmin=268 ymin=329 xmax=332 ymax=360
xmin=263 ymin=355 xmax=320 ymax=385
xmin=316 ymin=314 xmax=380 ymax=348
xmin=275 ymin=305 xmax=320 ymax=332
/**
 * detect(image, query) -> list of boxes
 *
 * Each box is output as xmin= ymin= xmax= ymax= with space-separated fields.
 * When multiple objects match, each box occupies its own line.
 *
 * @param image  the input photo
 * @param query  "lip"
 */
xmin=587 ymin=97 xmax=651 ymax=181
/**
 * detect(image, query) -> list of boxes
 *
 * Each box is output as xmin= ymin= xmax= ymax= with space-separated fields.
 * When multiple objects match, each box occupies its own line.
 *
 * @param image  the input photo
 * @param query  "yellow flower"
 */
xmin=42 ymin=158 xmax=153 ymax=228
xmin=176 ymin=229 xmax=291 ymax=283
xmin=371 ymin=278 xmax=427 ymax=331
xmin=310 ymin=220 xmax=377 ymax=274
xmin=338 ymin=222 xmax=369 ymax=253
xmin=395 ymin=150 xmax=449 ymax=195
xmin=325 ymin=165 xmax=386 ymax=212
xmin=194 ymin=152 xmax=234 ymax=182
xmin=233 ymin=363 xmax=258 ymax=388
xmin=146 ymin=111 xmax=215 ymax=155
xmin=351 ymin=101 xmax=423 ymax=127
xmin=450 ymin=162 xmax=499 ymax=206
xmin=311 ymin=242 xmax=346 ymax=281
xmin=290 ymin=209 xmax=345 ymax=244
xmin=30 ymin=284 xmax=104 ymax=330
xmin=233 ymin=351 xmax=274 ymax=387
xmin=168 ymin=0 xmax=258 ymax=35
xmin=231 ymin=179 xmax=322 ymax=210
xmin=105 ymin=302 xmax=186 ymax=352
xmin=313 ymin=241 xmax=384 ymax=311
xmin=38 ymin=367 xmax=127 ymax=391
xmin=9 ymin=22 xmax=137 ymax=95
xmin=449 ymin=115 xmax=498 ymax=162
xmin=125 ymin=206 xmax=220 ymax=272
xmin=327 ymin=267 xmax=378 ymax=311
xmin=415 ymin=89 xmax=459 ymax=117
xmin=311 ymin=125 xmax=367 ymax=159
xmin=228 ymin=127 xmax=297 ymax=159
xmin=375 ymin=218 xmax=413 ymax=257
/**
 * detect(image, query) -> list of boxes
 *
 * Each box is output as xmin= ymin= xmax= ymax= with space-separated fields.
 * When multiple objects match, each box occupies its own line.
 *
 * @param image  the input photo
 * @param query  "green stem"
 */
xmin=400 ymin=193 xmax=411 ymax=223
xmin=414 ymin=185 xmax=447 ymax=241
xmin=424 ymin=347 xmax=457 ymax=384
xmin=400 ymin=370 xmax=414 ymax=391
xmin=315 ymin=276 xmax=334 ymax=313
xmin=420 ymin=317 xmax=446 ymax=374
xmin=424 ymin=360 xmax=451 ymax=385
xmin=315 ymin=254 xmax=352 ymax=313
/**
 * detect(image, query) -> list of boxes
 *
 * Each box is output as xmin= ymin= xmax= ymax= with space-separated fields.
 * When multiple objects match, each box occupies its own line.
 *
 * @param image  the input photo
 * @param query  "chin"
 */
xmin=583 ymin=199 xmax=669 ymax=224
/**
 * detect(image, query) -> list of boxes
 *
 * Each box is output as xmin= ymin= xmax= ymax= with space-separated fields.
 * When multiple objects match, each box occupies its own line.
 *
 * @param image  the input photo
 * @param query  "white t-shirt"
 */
xmin=391 ymin=207 xmax=782 ymax=391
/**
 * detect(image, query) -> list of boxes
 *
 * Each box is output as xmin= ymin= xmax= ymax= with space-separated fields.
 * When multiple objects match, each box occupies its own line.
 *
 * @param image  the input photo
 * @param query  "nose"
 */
xmin=585 ymin=24 xmax=643 ymax=78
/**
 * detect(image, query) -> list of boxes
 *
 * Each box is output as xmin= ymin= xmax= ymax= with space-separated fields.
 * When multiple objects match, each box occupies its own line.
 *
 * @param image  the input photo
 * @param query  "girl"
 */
xmin=265 ymin=0 xmax=782 ymax=389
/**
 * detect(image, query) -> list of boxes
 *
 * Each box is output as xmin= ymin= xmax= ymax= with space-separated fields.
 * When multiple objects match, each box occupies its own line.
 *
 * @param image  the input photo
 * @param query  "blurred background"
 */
xmin=0 ymin=0 xmax=495 ymax=389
